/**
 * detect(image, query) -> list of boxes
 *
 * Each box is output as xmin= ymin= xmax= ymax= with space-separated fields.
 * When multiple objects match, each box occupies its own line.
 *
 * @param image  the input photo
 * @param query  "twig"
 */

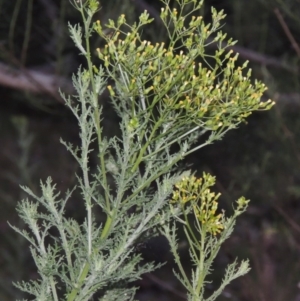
xmin=0 ymin=61 xmax=73 ymax=102
xmin=274 ymin=8 xmax=300 ymax=58
xmin=274 ymin=204 xmax=300 ymax=235
xmin=224 ymin=43 xmax=297 ymax=73
xmin=273 ymin=92 xmax=300 ymax=106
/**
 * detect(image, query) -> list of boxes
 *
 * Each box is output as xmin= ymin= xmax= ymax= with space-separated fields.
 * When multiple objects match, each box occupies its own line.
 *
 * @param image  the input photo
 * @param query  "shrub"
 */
xmin=11 ymin=0 xmax=274 ymax=300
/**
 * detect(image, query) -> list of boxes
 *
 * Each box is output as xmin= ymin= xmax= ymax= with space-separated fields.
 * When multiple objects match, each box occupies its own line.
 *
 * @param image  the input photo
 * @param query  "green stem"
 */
xmin=66 ymin=213 xmax=112 ymax=301
xmin=205 ymin=213 xmax=239 ymax=274
xmin=195 ymin=228 xmax=206 ymax=298
xmin=183 ymin=207 xmax=201 ymax=256
xmin=67 ymin=262 xmax=90 ymax=301
xmin=142 ymin=125 xmax=202 ymax=161
xmin=50 ymin=277 xmax=59 ymax=301
xmin=83 ymin=12 xmax=110 ymax=211
xmin=125 ymin=154 xmax=181 ymax=205
xmin=130 ymin=114 xmax=164 ymax=173
xmin=163 ymin=225 xmax=194 ymax=293
xmin=67 ymin=5 xmax=110 ymax=300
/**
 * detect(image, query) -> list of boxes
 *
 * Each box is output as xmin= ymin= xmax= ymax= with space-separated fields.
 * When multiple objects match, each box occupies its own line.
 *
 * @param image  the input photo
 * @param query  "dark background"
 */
xmin=0 ymin=0 xmax=300 ymax=300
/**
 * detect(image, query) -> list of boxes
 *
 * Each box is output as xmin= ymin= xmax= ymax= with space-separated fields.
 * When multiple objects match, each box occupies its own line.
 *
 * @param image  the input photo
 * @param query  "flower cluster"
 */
xmin=95 ymin=9 xmax=275 ymax=133
xmin=172 ymin=173 xmax=224 ymax=235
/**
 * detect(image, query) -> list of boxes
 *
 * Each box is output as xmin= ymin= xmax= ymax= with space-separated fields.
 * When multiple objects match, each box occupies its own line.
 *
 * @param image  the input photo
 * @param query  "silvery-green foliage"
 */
xmin=165 ymin=173 xmax=251 ymax=301
xmin=11 ymin=0 xmax=274 ymax=300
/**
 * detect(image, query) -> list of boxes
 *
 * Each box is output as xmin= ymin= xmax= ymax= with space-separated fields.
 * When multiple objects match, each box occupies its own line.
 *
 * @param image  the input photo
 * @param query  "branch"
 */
xmin=0 ymin=61 xmax=74 ymax=102
xmin=274 ymin=8 xmax=300 ymax=58
xmin=273 ymin=92 xmax=300 ymax=106
xmin=222 ymin=43 xmax=298 ymax=73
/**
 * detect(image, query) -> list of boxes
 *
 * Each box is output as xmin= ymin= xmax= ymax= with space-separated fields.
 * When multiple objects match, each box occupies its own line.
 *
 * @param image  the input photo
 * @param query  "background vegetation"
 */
xmin=0 ymin=0 xmax=299 ymax=300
